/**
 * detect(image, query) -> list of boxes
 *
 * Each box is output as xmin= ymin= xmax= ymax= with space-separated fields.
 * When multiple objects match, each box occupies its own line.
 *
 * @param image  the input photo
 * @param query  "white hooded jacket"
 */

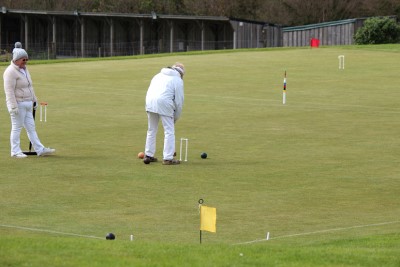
xmin=145 ymin=67 xmax=184 ymax=121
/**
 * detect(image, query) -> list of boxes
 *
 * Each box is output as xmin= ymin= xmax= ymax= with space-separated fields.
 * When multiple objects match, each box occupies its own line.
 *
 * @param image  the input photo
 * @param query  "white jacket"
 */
xmin=145 ymin=67 xmax=184 ymax=121
xmin=3 ymin=61 xmax=37 ymax=112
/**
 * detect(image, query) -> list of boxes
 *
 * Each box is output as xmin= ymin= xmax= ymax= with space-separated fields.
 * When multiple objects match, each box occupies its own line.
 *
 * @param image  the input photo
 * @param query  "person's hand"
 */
xmin=10 ymin=107 xmax=19 ymax=115
xmin=33 ymin=102 xmax=38 ymax=110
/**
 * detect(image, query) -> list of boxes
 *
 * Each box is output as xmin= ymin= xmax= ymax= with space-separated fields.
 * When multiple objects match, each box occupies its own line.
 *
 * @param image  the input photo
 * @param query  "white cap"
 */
xmin=13 ymin=48 xmax=28 ymax=61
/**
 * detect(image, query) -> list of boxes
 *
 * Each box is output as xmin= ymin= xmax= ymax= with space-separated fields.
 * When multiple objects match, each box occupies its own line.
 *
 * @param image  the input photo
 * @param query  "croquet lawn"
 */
xmin=1 ymin=44 xmax=399 ymax=266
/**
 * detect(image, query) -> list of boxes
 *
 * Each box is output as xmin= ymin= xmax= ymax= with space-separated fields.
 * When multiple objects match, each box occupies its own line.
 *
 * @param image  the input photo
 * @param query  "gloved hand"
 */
xmin=33 ymin=102 xmax=38 ymax=110
xmin=10 ymin=107 xmax=19 ymax=116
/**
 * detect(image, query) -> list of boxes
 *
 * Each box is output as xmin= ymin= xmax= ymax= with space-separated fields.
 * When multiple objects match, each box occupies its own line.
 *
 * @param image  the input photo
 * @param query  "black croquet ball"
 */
xmin=106 ymin=233 xmax=115 ymax=240
xmin=201 ymin=152 xmax=207 ymax=159
xmin=143 ymin=158 xmax=151 ymax=164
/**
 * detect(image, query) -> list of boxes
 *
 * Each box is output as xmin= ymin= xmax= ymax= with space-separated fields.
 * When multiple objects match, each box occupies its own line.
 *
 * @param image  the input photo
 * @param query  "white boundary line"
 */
xmin=0 ymin=224 xmax=104 ymax=240
xmin=2 ymin=221 xmax=399 ymax=243
xmin=235 ymin=220 xmax=400 ymax=245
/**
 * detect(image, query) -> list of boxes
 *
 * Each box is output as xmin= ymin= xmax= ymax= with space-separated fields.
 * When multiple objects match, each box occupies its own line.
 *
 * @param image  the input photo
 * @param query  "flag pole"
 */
xmin=198 ymin=198 xmax=204 ymax=244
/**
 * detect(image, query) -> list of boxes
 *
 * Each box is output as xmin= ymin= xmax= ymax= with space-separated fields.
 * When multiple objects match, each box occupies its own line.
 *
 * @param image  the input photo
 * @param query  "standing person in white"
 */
xmin=3 ymin=48 xmax=55 ymax=158
xmin=144 ymin=63 xmax=185 ymax=165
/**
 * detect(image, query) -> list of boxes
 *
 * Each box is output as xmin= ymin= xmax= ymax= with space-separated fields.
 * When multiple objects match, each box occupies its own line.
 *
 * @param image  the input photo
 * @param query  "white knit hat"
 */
xmin=13 ymin=48 xmax=29 ymax=61
xmin=15 ymin=42 xmax=22 ymax=48
xmin=172 ymin=62 xmax=185 ymax=76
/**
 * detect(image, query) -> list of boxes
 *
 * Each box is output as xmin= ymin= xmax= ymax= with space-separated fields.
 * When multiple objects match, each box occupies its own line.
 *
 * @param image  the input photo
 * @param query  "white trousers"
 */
xmin=10 ymin=101 xmax=45 ymax=156
xmin=145 ymin=112 xmax=175 ymax=160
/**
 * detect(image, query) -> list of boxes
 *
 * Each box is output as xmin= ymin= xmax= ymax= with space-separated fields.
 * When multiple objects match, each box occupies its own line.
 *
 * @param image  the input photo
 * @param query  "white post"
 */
xmin=338 ymin=55 xmax=345 ymax=69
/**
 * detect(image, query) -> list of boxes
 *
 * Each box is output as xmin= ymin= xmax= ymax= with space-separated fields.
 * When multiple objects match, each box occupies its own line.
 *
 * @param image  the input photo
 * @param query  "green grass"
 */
xmin=0 ymin=233 xmax=399 ymax=267
xmin=1 ymin=44 xmax=399 ymax=266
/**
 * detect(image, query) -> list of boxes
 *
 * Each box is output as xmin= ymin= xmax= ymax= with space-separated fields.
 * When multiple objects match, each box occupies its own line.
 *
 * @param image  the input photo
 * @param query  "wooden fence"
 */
xmin=283 ymin=16 xmax=397 ymax=47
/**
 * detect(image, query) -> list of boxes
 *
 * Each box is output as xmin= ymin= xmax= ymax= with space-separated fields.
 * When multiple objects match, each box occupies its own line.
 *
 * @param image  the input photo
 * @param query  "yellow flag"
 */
xmin=200 ymin=205 xmax=216 ymax=233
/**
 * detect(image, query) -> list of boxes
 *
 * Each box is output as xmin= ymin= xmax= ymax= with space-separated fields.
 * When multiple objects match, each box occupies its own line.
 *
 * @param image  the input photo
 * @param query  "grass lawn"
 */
xmin=0 ymin=44 xmax=399 ymax=266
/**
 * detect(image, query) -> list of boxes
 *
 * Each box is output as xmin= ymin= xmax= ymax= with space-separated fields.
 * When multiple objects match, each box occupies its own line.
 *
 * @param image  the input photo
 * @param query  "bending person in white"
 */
xmin=144 ymin=63 xmax=185 ymax=165
xmin=3 ymin=48 xmax=55 ymax=158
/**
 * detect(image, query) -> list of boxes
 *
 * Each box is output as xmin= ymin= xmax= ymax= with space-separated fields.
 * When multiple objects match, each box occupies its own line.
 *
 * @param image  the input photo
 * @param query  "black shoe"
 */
xmin=144 ymin=156 xmax=158 ymax=162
